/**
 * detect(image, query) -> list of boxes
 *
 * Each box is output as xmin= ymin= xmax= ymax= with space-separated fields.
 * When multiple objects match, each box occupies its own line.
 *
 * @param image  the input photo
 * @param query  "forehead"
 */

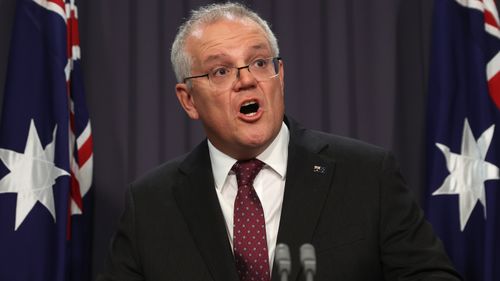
xmin=186 ymin=18 xmax=272 ymax=64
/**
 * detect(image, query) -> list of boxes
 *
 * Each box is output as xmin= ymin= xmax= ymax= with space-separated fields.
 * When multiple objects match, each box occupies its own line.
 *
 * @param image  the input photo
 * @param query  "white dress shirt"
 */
xmin=208 ymin=122 xmax=289 ymax=268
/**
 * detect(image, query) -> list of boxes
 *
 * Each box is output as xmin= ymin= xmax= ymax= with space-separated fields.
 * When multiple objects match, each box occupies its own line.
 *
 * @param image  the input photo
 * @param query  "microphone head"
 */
xmin=300 ymin=243 xmax=316 ymax=274
xmin=275 ymin=243 xmax=291 ymax=273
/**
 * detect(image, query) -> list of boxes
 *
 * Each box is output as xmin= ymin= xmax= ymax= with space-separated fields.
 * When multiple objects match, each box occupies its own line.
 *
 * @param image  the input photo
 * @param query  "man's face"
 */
xmin=176 ymin=18 xmax=285 ymax=160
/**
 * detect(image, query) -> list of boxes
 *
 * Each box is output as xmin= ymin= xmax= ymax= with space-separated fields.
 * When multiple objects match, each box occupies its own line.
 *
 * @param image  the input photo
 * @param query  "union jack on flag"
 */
xmin=426 ymin=0 xmax=500 ymax=280
xmin=0 ymin=0 xmax=93 ymax=280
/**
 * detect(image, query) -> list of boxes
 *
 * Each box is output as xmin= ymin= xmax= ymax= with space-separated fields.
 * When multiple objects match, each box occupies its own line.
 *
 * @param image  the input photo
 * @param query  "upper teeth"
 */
xmin=242 ymin=101 xmax=256 ymax=106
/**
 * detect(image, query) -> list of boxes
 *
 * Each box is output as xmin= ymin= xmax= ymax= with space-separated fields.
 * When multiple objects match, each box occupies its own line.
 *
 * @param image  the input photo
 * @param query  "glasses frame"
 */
xmin=183 ymin=57 xmax=282 ymax=86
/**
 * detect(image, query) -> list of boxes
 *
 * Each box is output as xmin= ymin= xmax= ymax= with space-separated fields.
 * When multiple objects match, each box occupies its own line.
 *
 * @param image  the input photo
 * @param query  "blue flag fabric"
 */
xmin=426 ymin=0 xmax=500 ymax=280
xmin=0 ymin=0 xmax=93 ymax=280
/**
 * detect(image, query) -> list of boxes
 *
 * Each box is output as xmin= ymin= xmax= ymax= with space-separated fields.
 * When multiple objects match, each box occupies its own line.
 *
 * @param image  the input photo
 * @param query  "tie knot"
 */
xmin=232 ymin=158 xmax=264 ymax=186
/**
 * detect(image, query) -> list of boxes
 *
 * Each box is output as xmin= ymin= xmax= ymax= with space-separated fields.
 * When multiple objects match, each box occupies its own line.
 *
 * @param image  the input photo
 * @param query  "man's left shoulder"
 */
xmin=295 ymin=126 xmax=389 ymax=162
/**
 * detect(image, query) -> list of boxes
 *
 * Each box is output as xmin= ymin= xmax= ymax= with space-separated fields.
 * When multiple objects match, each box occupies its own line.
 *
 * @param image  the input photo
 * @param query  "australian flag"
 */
xmin=426 ymin=0 xmax=500 ymax=280
xmin=0 ymin=0 xmax=93 ymax=280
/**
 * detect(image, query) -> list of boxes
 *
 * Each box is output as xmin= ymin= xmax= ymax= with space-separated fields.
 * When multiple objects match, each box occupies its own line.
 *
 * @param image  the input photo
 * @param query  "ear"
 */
xmin=278 ymin=60 xmax=285 ymax=92
xmin=175 ymin=83 xmax=200 ymax=120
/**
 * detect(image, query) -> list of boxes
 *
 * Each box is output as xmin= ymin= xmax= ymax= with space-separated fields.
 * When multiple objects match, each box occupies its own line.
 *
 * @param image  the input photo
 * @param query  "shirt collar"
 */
xmin=208 ymin=122 xmax=290 ymax=191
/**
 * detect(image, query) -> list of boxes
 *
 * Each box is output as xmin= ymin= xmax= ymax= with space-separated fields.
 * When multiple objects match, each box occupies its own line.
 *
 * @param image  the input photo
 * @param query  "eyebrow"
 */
xmin=203 ymin=54 xmax=229 ymax=66
xmin=201 ymin=43 xmax=270 ymax=66
xmin=250 ymin=43 xmax=268 ymax=51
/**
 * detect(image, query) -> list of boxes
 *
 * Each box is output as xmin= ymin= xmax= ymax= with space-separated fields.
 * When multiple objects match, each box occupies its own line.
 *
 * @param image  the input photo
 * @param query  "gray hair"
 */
xmin=170 ymin=2 xmax=280 ymax=83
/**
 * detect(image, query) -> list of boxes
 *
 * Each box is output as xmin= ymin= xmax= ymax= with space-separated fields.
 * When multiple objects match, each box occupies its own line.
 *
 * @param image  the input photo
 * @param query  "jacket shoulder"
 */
xmin=129 ymin=154 xmax=186 ymax=196
xmin=295 ymin=126 xmax=390 ymax=163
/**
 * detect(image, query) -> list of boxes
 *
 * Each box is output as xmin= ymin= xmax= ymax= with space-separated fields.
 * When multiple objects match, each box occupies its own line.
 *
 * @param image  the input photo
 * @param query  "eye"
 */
xmin=252 ymin=58 xmax=268 ymax=68
xmin=211 ymin=67 xmax=231 ymax=77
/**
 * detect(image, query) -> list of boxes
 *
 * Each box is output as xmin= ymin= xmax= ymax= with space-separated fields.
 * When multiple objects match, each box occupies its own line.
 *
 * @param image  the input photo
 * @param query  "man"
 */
xmin=98 ymin=3 xmax=462 ymax=281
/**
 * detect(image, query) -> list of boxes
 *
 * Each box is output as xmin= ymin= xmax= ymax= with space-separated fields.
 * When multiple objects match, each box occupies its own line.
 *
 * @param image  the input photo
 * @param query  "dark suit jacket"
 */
xmin=98 ymin=118 xmax=462 ymax=281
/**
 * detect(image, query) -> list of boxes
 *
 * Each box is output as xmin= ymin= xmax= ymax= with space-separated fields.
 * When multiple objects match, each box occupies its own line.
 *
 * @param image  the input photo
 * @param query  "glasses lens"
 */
xmin=207 ymin=57 xmax=280 ymax=90
xmin=250 ymin=58 xmax=279 ymax=81
xmin=208 ymin=67 xmax=235 ymax=90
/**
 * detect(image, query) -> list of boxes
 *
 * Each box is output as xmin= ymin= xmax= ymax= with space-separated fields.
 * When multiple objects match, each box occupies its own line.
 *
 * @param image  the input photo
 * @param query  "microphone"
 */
xmin=275 ymin=243 xmax=291 ymax=281
xmin=300 ymin=243 xmax=316 ymax=281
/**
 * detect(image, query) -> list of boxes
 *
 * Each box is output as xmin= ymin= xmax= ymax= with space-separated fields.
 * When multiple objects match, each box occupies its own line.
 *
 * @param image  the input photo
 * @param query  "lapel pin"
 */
xmin=313 ymin=165 xmax=326 ymax=174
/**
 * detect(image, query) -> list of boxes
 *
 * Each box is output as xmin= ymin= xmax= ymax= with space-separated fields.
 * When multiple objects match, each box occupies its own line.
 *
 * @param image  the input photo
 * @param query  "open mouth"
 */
xmin=240 ymin=100 xmax=260 ymax=116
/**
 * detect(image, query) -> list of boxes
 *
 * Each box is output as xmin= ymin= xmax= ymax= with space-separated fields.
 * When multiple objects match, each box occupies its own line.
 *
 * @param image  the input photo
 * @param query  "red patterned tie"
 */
xmin=232 ymin=159 xmax=270 ymax=281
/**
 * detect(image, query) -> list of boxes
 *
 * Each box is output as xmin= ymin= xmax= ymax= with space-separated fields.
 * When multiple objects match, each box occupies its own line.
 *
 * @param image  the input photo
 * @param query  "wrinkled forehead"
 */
xmin=185 ymin=18 xmax=272 ymax=62
xmin=189 ymin=15 xmax=256 ymax=38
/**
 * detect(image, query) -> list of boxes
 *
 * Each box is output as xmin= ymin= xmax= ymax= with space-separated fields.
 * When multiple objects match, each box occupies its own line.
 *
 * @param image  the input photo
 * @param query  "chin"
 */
xmin=241 ymin=132 xmax=273 ymax=149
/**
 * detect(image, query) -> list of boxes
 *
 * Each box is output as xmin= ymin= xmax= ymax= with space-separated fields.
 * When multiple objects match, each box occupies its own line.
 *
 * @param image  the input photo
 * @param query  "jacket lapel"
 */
xmin=272 ymin=120 xmax=336 ymax=281
xmin=173 ymin=119 xmax=336 ymax=281
xmin=173 ymin=141 xmax=239 ymax=281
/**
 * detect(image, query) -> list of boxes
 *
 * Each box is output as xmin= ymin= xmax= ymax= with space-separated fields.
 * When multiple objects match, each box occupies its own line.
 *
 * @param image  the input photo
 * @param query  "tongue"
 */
xmin=240 ymin=103 xmax=259 ymax=115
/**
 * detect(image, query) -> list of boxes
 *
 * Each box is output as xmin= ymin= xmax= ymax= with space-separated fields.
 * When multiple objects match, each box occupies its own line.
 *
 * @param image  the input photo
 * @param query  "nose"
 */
xmin=234 ymin=65 xmax=256 ymax=90
xmin=236 ymin=65 xmax=252 ymax=78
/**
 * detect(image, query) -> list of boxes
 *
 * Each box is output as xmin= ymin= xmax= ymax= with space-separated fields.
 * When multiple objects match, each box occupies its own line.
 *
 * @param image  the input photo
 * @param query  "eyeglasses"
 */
xmin=183 ymin=57 xmax=282 ymax=90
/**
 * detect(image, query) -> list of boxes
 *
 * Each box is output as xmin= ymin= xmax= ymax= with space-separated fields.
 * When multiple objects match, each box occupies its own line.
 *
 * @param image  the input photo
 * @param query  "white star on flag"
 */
xmin=0 ymin=119 xmax=69 ymax=230
xmin=433 ymin=118 xmax=500 ymax=231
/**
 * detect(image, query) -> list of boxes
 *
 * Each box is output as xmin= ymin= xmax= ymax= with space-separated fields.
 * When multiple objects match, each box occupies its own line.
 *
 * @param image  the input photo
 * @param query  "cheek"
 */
xmin=269 ymin=85 xmax=285 ymax=107
xmin=199 ymin=94 xmax=234 ymax=119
